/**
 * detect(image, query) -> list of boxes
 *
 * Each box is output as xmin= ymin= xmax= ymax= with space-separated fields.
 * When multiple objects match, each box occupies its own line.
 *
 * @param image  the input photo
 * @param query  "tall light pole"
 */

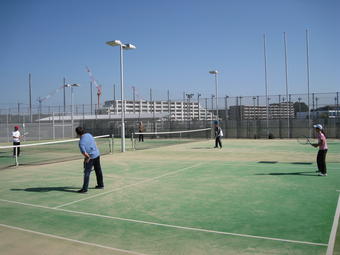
xmin=263 ymin=34 xmax=269 ymax=138
xmin=197 ymin=93 xmax=201 ymax=120
xmin=186 ymin=93 xmax=194 ymax=120
xmin=283 ymin=32 xmax=290 ymax=138
xmin=209 ymin=70 xmax=219 ymax=120
xmin=305 ymin=29 xmax=311 ymax=136
xmin=64 ymin=83 xmax=80 ymax=136
xmin=28 ymin=73 xmax=32 ymax=122
xmin=106 ymin=40 xmax=136 ymax=152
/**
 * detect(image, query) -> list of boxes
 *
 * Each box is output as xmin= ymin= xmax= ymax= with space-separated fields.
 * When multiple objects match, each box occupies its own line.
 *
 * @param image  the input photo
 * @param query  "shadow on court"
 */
xmin=255 ymin=171 xmax=318 ymax=177
xmin=257 ymin=161 xmax=313 ymax=165
xmin=11 ymin=186 xmax=79 ymax=193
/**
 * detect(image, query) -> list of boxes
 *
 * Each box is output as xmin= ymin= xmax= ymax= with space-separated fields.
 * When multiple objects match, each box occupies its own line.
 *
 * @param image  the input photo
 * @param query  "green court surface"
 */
xmin=0 ymin=139 xmax=340 ymax=255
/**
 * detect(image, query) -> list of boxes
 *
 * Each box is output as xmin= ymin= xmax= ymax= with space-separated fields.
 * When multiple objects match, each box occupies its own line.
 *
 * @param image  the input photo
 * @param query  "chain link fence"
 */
xmin=1 ymin=92 xmax=339 ymax=142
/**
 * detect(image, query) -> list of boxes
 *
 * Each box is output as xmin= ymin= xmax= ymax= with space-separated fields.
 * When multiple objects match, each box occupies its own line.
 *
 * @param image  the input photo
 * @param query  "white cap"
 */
xmin=313 ymin=124 xmax=323 ymax=130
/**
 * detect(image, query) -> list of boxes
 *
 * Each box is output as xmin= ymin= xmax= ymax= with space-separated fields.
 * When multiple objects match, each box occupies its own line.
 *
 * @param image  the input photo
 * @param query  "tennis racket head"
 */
xmin=297 ymin=136 xmax=312 ymax=145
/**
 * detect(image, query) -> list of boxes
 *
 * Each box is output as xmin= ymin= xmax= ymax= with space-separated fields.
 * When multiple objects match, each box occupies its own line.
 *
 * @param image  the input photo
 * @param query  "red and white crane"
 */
xmin=85 ymin=66 xmax=102 ymax=106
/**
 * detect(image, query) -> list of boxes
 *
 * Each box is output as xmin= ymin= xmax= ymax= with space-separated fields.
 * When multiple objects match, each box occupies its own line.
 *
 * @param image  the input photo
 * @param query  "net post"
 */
xmin=131 ymin=132 xmax=135 ymax=150
xmin=15 ymin=146 xmax=19 ymax=166
xmin=110 ymin=134 xmax=114 ymax=154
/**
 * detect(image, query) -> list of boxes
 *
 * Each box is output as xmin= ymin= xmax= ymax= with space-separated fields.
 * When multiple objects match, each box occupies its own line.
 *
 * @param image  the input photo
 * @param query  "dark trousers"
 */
xmin=215 ymin=136 xmax=222 ymax=148
xmin=13 ymin=142 xmax=20 ymax=156
xmin=139 ymin=134 xmax=144 ymax=142
xmin=317 ymin=149 xmax=327 ymax=174
xmin=82 ymin=156 xmax=104 ymax=191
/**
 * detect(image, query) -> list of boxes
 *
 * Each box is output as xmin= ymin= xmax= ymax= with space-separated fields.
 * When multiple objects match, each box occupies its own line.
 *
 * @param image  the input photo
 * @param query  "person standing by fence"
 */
xmin=312 ymin=124 xmax=328 ymax=176
xmin=138 ymin=121 xmax=145 ymax=142
xmin=12 ymin=125 xmax=21 ymax=157
xmin=214 ymin=121 xmax=223 ymax=149
xmin=76 ymin=127 xmax=104 ymax=193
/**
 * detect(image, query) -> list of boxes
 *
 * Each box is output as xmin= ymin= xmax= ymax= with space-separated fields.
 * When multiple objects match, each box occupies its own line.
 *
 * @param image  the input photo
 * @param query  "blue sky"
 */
xmin=0 ymin=0 xmax=339 ymax=107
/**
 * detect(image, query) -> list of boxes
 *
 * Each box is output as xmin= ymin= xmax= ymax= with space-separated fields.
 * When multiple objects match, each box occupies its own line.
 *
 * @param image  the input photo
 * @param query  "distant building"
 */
xmin=100 ymin=100 xmax=217 ymax=121
xmin=229 ymin=102 xmax=295 ymax=120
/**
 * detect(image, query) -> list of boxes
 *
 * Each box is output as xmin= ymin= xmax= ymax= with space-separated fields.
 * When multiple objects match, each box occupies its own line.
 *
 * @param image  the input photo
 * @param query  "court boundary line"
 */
xmin=54 ymin=163 xmax=202 ymax=209
xmin=326 ymin=193 xmax=340 ymax=255
xmin=0 ymin=198 xmax=327 ymax=247
xmin=0 ymin=223 xmax=147 ymax=255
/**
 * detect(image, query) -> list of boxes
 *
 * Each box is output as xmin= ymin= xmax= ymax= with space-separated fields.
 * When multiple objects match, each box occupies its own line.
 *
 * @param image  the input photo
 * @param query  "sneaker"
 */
xmin=95 ymin=186 xmax=104 ymax=189
xmin=318 ymin=173 xmax=327 ymax=176
xmin=77 ymin=189 xmax=87 ymax=193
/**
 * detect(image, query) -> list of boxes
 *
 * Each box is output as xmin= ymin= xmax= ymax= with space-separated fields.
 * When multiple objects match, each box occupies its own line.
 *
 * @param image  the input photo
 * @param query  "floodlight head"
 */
xmin=209 ymin=70 xmax=218 ymax=75
xmin=65 ymin=83 xmax=80 ymax=88
xmin=123 ymin=43 xmax=136 ymax=50
xmin=106 ymin=40 xmax=123 ymax=47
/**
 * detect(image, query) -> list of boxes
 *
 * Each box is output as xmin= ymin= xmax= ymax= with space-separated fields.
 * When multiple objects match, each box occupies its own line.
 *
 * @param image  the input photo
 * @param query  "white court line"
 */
xmin=54 ymin=163 xmax=202 ymax=209
xmin=0 ymin=198 xmax=327 ymax=247
xmin=326 ymin=194 xmax=340 ymax=255
xmin=0 ymin=223 xmax=147 ymax=255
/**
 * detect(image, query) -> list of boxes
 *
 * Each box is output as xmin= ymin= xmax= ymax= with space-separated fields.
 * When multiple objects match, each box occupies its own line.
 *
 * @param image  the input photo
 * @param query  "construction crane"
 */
xmin=85 ymin=66 xmax=102 ymax=106
xmin=37 ymin=85 xmax=65 ymax=113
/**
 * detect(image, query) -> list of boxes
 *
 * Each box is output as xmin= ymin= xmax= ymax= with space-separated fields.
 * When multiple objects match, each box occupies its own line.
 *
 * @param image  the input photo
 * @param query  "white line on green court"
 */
xmin=0 ymin=223 xmax=147 ymax=255
xmin=0 ymin=198 xmax=328 ymax=247
xmin=326 ymin=194 xmax=340 ymax=255
xmin=54 ymin=163 xmax=203 ymax=209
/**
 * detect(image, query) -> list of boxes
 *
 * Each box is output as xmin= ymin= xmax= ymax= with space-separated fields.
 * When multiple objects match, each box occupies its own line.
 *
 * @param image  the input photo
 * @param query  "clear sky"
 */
xmin=0 ymin=0 xmax=339 ymax=107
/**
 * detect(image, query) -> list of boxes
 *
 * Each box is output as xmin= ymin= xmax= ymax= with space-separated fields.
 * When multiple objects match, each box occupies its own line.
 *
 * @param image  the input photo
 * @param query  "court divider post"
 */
xmin=15 ymin=145 xmax=19 ymax=166
xmin=110 ymin=134 xmax=114 ymax=154
xmin=131 ymin=132 xmax=135 ymax=150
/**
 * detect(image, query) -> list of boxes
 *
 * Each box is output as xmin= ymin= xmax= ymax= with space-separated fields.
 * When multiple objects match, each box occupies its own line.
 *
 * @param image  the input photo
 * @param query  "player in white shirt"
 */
xmin=12 ymin=126 xmax=21 ymax=157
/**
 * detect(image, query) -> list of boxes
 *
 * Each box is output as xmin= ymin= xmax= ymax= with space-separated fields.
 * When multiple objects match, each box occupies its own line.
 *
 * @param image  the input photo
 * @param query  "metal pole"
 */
xmin=306 ymin=29 xmax=311 ymax=136
xmin=6 ymin=108 xmax=9 ymax=143
xmin=198 ymin=93 xmax=201 ymax=120
xmin=337 ymin=92 xmax=339 ymax=117
xmin=263 ymin=33 xmax=269 ymax=138
xmin=119 ymin=45 xmax=125 ymax=152
xmin=215 ymin=73 xmax=218 ymax=120
xmin=29 ymin=73 xmax=32 ymax=122
xmin=71 ymin=86 xmax=74 ymax=136
xmin=90 ymin=81 xmax=93 ymax=115
xmin=284 ymin=32 xmax=290 ymax=138
xmin=52 ymin=112 xmax=55 ymax=140
xmin=63 ymin=77 xmax=66 ymax=113
xmin=133 ymin=86 xmax=136 ymax=114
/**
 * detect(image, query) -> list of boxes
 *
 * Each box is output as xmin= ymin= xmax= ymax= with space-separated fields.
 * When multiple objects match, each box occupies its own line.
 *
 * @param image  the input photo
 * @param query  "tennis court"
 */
xmin=1 ymin=138 xmax=340 ymax=254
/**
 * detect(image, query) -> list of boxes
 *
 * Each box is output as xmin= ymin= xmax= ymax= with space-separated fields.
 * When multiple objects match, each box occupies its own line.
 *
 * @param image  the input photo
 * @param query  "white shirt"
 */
xmin=12 ymin=131 xmax=20 ymax=143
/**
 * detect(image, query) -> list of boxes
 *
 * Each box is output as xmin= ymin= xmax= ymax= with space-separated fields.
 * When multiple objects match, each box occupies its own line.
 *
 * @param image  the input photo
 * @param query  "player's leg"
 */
xmin=218 ymin=137 xmax=222 ymax=148
xmin=17 ymin=142 xmax=20 ymax=156
xmin=93 ymin=156 xmax=104 ymax=188
xmin=320 ymin=150 xmax=327 ymax=175
xmin=316 ymin=150 xmax=327 ymax=176
xmin=214 ymin=137 xmax=218 ymax=148
xmin=79 ymin=159 xmax=94 ymax=192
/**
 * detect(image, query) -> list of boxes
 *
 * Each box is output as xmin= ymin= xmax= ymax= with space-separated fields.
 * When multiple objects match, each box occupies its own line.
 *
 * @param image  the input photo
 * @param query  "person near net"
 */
xmin=138 ymin=121 xmax=145 ymax=142
xmin=76 ymin=127 xmax=104 ymax=193
xmin=12 ymin=125 xmax=21 ymax=157
xmin=214 ymin=121 xmax=223 ymax=149
xmin=312 ymin=124 xmax=328 ymax=176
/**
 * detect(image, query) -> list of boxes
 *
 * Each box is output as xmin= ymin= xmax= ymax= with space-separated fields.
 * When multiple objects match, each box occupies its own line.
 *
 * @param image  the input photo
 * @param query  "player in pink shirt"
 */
xmin=312 ymin=124 xmax=328 ymax=176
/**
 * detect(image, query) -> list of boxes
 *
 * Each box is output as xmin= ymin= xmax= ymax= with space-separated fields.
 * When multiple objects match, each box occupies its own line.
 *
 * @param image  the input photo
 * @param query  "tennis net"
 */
xmin=0 ymin=135 xmax=113 ymax=169
xmin=131 ymin=128 xmax=212 ymax=150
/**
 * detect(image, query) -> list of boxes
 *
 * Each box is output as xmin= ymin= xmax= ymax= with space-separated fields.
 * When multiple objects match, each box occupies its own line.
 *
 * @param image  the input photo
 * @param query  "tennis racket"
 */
xmin=297 ymin=136 xmax=312 ymax=145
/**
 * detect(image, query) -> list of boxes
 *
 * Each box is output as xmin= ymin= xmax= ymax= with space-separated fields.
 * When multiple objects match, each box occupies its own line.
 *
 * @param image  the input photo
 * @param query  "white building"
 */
xmin=101 ymin=100 xmax=216 ymax=121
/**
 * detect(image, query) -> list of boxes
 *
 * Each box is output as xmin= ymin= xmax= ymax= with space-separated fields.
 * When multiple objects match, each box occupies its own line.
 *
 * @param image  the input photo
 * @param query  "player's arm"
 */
xmin=312 ymin=139 xmax=322 ymax=148
xmin=79 ymin=143 xmax=91 ymax=162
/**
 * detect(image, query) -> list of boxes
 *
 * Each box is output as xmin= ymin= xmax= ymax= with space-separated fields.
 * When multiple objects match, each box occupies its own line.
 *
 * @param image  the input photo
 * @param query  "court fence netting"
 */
xmin=0 ymin=135 xmax=113 ymax=169
xmin=131 ymin=128 xmax=212 ymax=150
